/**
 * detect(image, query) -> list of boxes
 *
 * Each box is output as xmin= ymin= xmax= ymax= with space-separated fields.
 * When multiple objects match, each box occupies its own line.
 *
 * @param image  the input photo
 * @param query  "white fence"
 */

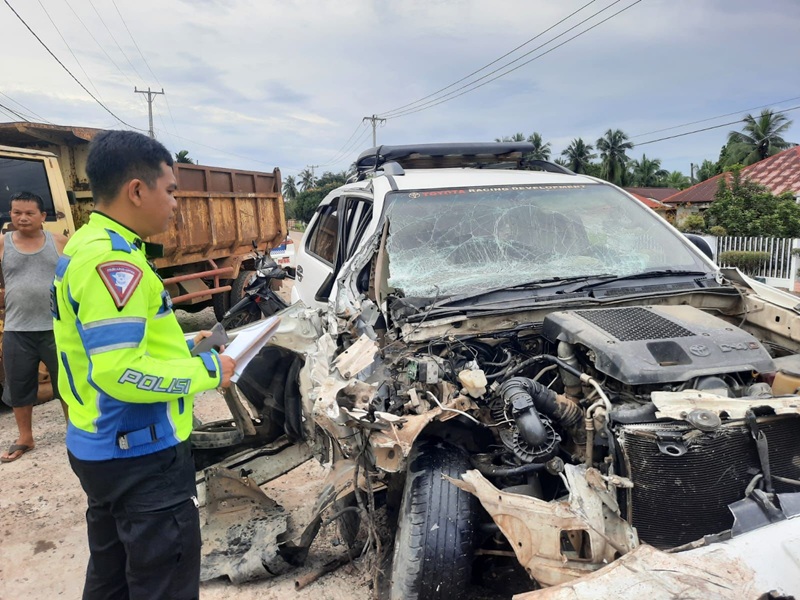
xmin=701 ymin=235 xmax=800 ymax=289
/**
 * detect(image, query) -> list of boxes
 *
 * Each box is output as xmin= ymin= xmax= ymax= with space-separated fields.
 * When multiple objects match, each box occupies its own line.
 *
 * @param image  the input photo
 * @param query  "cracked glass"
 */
xmin=384 ymin=184 xmax=711 ymax=298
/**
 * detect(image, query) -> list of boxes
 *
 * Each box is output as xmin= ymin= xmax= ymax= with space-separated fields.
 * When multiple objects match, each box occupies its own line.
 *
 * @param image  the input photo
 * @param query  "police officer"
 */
xmin=53 ymin=130 xmax=235 ymax=600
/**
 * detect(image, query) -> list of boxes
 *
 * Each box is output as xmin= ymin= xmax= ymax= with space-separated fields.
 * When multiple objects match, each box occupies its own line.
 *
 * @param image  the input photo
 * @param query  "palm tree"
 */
xmin=495 ymin=132 xmax=526 ymax=142
xmin=298 ymin=168 xmax=316 ymax=191
xmin=560 ymin=138 xmax=596 ymax=174
xmin=664 ymin=170 xmax=690 ymax=190
xmin=596 ymin=129 xmax=633 ymax=185
xmin=526 ymin=132 xmax=551 ymax=161
xmin=695 ymin=159 xmax=718 ymax=183
xmin=726 ymin=109 xmax=793 ymax=166
xmin=174 ymin=150 xmax=195 ymax=164
xmin=629 ymin=154 xmax=668 ymax=186
xmin=282 ymin=175 xmax=298 ymax=200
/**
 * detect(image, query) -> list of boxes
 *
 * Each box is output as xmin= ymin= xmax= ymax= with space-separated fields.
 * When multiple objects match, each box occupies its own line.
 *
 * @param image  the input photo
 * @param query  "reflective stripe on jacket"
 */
xmin=53 ymin=212 xmax=221 ymax=460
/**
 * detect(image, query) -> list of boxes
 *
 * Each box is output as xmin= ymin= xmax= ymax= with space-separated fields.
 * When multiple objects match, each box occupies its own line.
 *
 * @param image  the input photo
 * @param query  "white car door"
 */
xmin=293 ymin=194 xmax=373 ymax=309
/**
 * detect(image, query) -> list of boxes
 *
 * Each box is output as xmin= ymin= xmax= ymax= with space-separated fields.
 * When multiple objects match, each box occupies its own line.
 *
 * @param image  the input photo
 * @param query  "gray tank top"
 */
xmin=2 ymin=231 xmax=60 ymax=331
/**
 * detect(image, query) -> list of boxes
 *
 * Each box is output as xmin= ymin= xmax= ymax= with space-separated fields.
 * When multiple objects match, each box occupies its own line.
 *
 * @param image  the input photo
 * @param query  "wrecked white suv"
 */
xmin=198 ymin=143 xmax=800 ymax=599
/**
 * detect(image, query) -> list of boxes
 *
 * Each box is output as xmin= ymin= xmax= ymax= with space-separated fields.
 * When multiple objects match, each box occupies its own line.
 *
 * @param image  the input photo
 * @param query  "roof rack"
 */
xmin=355 ymin=143 xmax=573 ymax=179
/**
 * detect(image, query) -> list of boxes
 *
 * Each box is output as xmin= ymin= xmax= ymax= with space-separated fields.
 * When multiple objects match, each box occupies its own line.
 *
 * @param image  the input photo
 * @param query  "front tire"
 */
xmin=390 ymin=442 xmax=477 ymax=600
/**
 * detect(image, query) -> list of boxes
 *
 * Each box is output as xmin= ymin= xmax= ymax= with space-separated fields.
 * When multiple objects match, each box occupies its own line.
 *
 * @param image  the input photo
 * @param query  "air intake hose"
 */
xmin=498 ymin=377 xmax=583 ymax=446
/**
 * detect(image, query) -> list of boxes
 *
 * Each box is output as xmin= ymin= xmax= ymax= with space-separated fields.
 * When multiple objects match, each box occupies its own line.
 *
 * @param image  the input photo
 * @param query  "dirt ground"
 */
xmin=0 ymin=274 xmax=376 ymax=600
xmin=0 ymin=388 xmax=374 ymax=600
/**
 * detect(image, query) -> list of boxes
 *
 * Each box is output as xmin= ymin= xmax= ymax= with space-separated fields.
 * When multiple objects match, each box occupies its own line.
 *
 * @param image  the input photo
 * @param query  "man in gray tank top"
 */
xmin=0 ymin=192 xmax=68 ymax=462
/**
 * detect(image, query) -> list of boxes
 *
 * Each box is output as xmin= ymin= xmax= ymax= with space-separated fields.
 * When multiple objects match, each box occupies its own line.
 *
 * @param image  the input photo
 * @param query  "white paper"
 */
xmin=222 ymin=316 xmax=281 ymax=382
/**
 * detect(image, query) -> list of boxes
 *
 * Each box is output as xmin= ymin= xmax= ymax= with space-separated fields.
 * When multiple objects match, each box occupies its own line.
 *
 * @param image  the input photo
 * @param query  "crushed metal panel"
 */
xmin=333 ymin=334 xmax=379 ymax=379
xmin=449 ymin=465 xmax=637 ymax=587
xmin=652 ymin=391 xmax=800 ymax=419
xmin=200 ymin=467 xmax=292 ymax=584
xmin=513 ymin=544 xmax=757 ymax=600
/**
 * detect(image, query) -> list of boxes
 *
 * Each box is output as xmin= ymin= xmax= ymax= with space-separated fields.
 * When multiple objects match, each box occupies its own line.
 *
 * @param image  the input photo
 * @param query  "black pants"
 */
xmin=68 ymin=442 xmax=201 ymax=600
xmin=2 ymin=330 xmax=60 ymax=407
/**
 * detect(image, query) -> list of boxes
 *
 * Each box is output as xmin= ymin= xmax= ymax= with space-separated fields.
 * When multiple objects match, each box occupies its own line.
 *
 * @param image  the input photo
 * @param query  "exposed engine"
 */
xmin=380 ymin=304 xmax=800 ymax=549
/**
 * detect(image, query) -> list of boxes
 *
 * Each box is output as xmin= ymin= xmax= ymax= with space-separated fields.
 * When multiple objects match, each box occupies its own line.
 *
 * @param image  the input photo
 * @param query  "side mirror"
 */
xmin=684 ymin=233 xmax=714 ymax=261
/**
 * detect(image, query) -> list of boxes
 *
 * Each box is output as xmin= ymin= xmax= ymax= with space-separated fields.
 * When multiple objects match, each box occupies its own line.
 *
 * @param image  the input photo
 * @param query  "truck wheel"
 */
xmin=390 ymin=442 xmax=477 ymax=600
xmin=212 ymin=270 xmax=255 ymax=321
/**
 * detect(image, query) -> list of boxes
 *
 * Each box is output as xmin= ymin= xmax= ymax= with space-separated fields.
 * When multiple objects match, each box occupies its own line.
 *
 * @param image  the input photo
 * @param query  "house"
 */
xmin=662 ymin=146 xmax=800 ymax=223
xmin=622 ymin=187 xmax=677 ymax=220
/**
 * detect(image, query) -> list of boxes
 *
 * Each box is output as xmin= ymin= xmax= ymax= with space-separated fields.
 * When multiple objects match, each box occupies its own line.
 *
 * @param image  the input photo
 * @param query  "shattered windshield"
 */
xmin=384 ymin=183 xmax=712 ymax=298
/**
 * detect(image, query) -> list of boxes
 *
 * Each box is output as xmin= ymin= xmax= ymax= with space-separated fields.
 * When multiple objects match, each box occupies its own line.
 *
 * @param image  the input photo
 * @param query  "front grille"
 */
xmin=621 ymin=415 xmax=800 ymax=549
xmin=575 ymin=307 xmax=694 ymax=341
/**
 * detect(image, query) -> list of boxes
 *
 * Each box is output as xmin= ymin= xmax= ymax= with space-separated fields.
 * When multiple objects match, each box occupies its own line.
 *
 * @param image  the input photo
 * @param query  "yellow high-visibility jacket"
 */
xmin=53 ymin=212 xmax=221 ymax=460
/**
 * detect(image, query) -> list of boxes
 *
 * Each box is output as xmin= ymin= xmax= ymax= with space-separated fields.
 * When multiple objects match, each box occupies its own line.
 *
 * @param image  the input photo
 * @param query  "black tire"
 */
xmin=212 ymin=270 xmax=256 ymax=322
xmin=390 ymin=442 xmax=477 ymax=600
xmin=219 ymin=270 xmax=263 ymax=329
xmin=190 ymin=419 xmax=244 ymax=449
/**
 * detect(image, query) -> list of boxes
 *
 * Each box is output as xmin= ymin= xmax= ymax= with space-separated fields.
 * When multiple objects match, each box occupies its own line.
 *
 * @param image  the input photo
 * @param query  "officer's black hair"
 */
xmin=86 ymin=130 xmax=174 ymax=204
xmin=10 ymin=191 xmax=45 ymax=212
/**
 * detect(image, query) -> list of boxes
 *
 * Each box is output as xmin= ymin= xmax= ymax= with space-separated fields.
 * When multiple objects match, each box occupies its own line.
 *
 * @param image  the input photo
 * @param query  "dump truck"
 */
xmin=0 ymin=132 xmax=286 ymax=392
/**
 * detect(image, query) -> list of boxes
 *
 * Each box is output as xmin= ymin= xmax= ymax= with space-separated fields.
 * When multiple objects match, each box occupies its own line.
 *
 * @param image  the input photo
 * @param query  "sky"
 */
xmin=2 ymin=0 xmax=800 ymax=180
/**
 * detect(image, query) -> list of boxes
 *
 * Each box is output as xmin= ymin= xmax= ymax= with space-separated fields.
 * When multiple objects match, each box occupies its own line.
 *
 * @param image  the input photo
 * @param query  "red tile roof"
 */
xmin=628 ymin=192 xmax=669 ymax=210
xmin=623 ymin=187 xmax=679 ymax=201
xmin=663 ymin=146 xmax=800 ymax=205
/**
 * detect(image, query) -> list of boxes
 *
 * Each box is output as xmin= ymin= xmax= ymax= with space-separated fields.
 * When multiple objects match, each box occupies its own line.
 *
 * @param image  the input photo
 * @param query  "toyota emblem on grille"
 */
xmin=690 ymin=344 xmax=711 ymax=357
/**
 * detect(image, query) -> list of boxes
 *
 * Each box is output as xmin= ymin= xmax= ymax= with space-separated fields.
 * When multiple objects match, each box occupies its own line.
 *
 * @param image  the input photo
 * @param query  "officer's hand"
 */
xmin=218 ymin=354 xmax=236 ymax=388
xmin=193 ymin=330 xmax=211 ymax=345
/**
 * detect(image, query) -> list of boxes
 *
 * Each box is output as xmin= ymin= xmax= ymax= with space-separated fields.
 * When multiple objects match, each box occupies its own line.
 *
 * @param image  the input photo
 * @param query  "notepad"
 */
xmin=221 ymin=316 xmax=281 ymax=382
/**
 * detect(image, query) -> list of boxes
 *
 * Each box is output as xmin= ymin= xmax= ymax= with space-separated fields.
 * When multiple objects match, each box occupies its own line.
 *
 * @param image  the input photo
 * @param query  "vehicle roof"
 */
xmin=342 ymin=168 xmax=602 ymax=195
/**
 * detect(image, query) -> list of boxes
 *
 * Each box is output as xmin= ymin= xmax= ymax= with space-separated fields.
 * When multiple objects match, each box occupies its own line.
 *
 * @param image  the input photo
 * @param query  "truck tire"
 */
xmin=212 ymin=270 xmax=255 ymax=321
xmin=389 ymin=442 xmax=477 ymax=600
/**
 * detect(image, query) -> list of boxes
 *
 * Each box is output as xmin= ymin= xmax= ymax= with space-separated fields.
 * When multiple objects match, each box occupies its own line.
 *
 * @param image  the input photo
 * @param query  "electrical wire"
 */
xmin=379 ymin=0 xmax=644 ymax=120
xmin=109 ymin=0 xmax=181 ymax=136
xmin=318 ymin=124 xmax=372 ymax=168
xmin=378 ymin=0 xmax=602 ymax=118
xmin=5 ymin=0 xmax=143 ymax=130
xmin=86 ymin=0 xmax=144 ymax=82
xmin=635 ymin=104 xmax=800 ymax=146
xmin=61 ymin=0 xmax=135 ymax=88
xmin=0 ymin=103 xmax=28 ymax=121
xmin=0 ymin=91 xmax=52 ymax=123
xmin=631 ymin=94 xmax=800 ymax=139
xmin=317 ymin=121 xmax=369 ymax=167
xmin=35 ymin=0 xmax=104 ymax=100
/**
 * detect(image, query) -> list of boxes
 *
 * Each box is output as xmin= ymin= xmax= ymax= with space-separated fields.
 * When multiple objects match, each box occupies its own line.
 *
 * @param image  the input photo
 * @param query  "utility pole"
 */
xmin=690 ymin=162 xmax=696 ymax=185
xmin=308 ymin=164 xmax=319 ymax=179
xmin=134 ymin=87 xmax=165 ymax=139
xmin=362 ymin=114 xmax=386 ymax=146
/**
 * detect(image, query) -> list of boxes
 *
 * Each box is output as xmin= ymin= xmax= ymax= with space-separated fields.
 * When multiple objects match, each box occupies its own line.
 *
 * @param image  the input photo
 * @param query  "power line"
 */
xmin=631 ymin=94 xmax=800 ymax=139
xmin=110 ymin=0 xmax=180 ymax=136
xmin=378 ymin=0 xmax=601 ymax=118
xmin=317 ymin=122 xmax=369 ymax=167
xmin=379 ymin=0 xmax=643 ymax=119
xmin=5 ymin=0 xmax=142 ymax=130
xmin=62 ymin=0 xmax=135 ymax=88
xmin=86 ymin=0 xmax=144 ymax=82
xmin=0 ymin=91 xmax=52 ymax=124
xmin=36 ymin=0 xmax=104 ymax=99
xmin=0 ymin=102 xmax=30 ymax=121
xmin=318 ymin=125 xmax=372 ymax=168
xmin=635 ymin=104 xmax=800 ymax=146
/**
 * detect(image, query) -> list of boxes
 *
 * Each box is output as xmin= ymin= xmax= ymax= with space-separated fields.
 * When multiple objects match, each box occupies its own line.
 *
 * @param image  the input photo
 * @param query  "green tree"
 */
xmin=525 ymin=132 xmax=551 ymax=160
xmin=705 ymin=167 xmax=800 ymax=237
xmin=629 ymin=154 xmax=668 ymax=186
xmin=695 ymin=159 xmax=719 ymax=183
xmin=560 ymin=138 xmax=596 ymax=174
xmin=725 ymin=109 xmax=794 ymax=166
xmin=298 ymin=168 xmax=316 ymax=191
xmin=174 ymin=150 xmax=195 ymax=164
xmin=282 ymin=175 xmax=298 ymax=200
xmin=663 ymin=170 xmax=690 ymax=190
xmin=286 ymin=182 xmax=340 ymax=223
xmin=596 ymin=129 xmax=633 ymax=185
xmin=315 ymin=170 xmax=349 ymax=187
xmin=494 ymin=132 xmax=526 ymax=142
